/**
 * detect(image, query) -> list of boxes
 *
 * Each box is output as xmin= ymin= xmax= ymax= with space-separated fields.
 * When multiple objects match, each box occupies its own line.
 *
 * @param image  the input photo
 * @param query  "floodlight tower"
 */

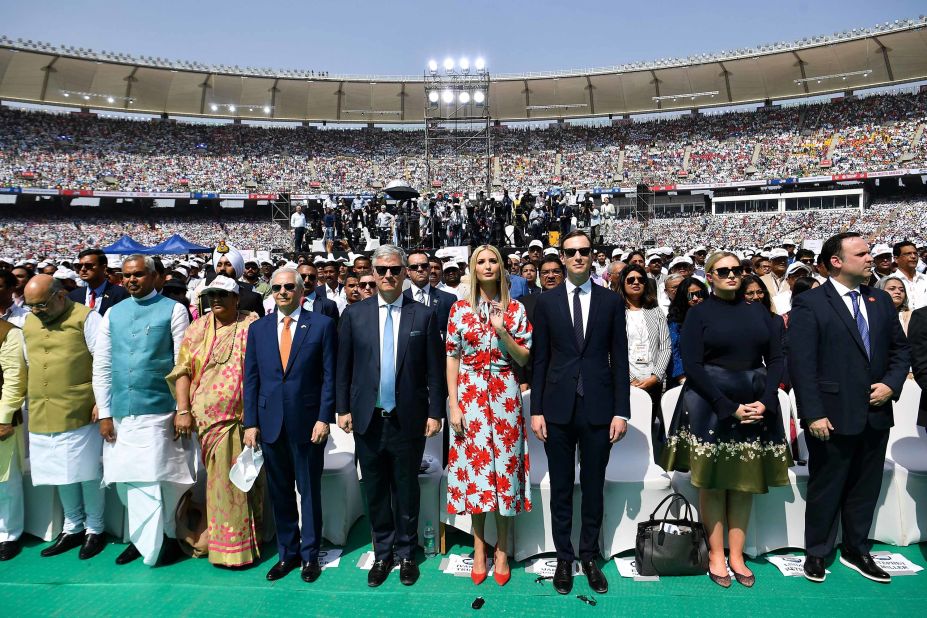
xmin=423 ymin=57 xmax=492 ymax=198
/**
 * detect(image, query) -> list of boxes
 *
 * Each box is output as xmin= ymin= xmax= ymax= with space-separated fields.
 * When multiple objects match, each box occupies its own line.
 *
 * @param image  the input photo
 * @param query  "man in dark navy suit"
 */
xmin=788 ymin=232 xmax=910 ymax=584
xmin=336 ymin=245 xmax=445 ymax=588
xmin=243 ymin=267 xmax=337 ymax=584
xmin=69 ymin=249 xmax=128 ymax=316
xmin=531 ymin=230 xmax=631 ymax=596
xmin=402 ymin=250 xmax=455 ymax=339
xmin=297 ymin=263 xmax=339 ymax=321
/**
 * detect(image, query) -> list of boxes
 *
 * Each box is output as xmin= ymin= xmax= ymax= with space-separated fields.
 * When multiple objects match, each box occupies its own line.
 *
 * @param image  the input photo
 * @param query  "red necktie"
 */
xmin=89 ymin=290 xmax=96 ymax=309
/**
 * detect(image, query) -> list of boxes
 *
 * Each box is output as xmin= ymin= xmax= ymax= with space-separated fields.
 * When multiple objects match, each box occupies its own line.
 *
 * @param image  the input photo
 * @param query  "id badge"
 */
xmin=633 ymin=343 xmax=650 ymax=365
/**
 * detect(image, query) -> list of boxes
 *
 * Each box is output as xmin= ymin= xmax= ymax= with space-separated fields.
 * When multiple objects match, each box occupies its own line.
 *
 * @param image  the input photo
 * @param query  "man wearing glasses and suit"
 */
xmin=69 ymin=249 xmax=128 ymax=316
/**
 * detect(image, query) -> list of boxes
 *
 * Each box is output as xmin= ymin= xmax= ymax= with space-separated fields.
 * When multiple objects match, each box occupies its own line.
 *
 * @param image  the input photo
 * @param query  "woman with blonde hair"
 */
xmin=661 ymin=251 xmax=790 ymax=588
xmin=445 ymin=245 xmax=532 ymax=586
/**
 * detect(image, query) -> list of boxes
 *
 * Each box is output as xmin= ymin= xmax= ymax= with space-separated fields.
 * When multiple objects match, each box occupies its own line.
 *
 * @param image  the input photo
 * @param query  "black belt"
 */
xmin=374 ymin=407 xmax=394 ymax=419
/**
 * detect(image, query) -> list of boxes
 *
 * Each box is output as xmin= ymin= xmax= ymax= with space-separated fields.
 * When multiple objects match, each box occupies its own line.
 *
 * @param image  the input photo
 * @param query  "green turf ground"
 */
xmin=2 ymin=519 xmax=925 ymax=617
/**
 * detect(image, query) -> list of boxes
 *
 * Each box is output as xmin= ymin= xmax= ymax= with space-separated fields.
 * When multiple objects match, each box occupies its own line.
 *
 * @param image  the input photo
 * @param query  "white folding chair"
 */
xmin=599 ymin=386 xmax=673 ymax=557
xmin=417 ymin=422 xmax=444 ymax=549
xmin=315 ymin=423 xmax=364 ymax=545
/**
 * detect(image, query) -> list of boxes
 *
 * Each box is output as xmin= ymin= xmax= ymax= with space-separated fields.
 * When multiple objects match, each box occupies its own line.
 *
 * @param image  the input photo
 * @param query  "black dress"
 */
xmin=660 ymin=295 xmax=793 ymax=493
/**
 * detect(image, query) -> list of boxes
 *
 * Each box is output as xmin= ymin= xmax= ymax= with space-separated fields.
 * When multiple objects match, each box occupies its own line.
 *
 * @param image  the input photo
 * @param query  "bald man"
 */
xmin=22 ymin=275 xmax=107 ymax=560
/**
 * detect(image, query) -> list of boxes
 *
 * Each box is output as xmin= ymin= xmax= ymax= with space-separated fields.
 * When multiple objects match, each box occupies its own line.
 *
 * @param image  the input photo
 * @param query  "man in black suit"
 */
xmin=531 ymin=230 xmax=631 ymax=595
xmin=516 ymin=255 xmax=564 ymax=390
xmin=402 ymin=250 xmax=455 ymax=338
xmin=336 ymin=245 xmax=446 ymax=588
xmin=297 ymin=264 xmax=339 ymax=322
xmin=69 ymin=249 xmax=128 ymax=316
xmin=908 ymin=306 xmax=927 ymax=428
xmin=788 ymin=232 xmax=910 ymax=584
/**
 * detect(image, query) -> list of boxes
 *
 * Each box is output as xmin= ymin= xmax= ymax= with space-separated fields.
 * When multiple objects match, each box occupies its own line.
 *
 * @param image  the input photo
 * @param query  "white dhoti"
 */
xmin=30 ymin=423 xmax=106 ymax=535
xmin=103 ymin=412 xmax=196 ymax=566
xmin=0 ymin=430 xmax=24 ymax=542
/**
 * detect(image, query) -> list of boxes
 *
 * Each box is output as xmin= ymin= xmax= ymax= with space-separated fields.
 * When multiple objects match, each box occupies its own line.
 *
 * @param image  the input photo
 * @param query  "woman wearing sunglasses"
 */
xmin=665 ymin=277 xmax=709 ymax=388
xmin=166 ymin=275 xmax=264 ymax=567
xmin=661 ymin=252 xmax=791 ymax=589
xmin=617 ymin=264 xmax=671 ymax=459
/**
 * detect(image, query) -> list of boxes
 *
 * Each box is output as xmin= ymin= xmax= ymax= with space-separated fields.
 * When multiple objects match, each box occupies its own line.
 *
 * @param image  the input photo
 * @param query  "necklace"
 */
xmin=212 ymin=314 xmax=239 ymax=365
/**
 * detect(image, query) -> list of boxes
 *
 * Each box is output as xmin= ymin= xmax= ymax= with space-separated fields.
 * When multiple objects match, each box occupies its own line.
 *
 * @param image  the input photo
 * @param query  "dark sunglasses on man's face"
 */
xmin=688 ymin=290 xmax=709 ymax=301
xmin=301 ymin=273 xmax=317 ymax=282
xmin=799 ymin=258 xmax=815 ymax=265
xmin=563 ymin=247 xmax=592 ymax=258
xmin=78 ymin=262 xmax=98 ymax=270
xmin=359 ymin=282 xmax=377 ymax=289
xmin=375 ymin=265 xmax=404 ymax=276
xmin=714 ymin=266 xmax=744 ymax=279
xmin=408 ymin=263 xmax=429 ymax=271
xmin=271 ymin=283 xmax=298 ymax=293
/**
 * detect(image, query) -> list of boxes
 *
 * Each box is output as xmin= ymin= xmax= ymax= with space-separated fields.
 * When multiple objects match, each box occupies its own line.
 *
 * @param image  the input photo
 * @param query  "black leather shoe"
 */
xmin=79 ymin=533 xmax=107 ymax=560
xmin=581 ymin=559 xmax=609 ymax=594
xmin=158 ymin=537 xmax=185 ymax=566
xmin=41 ymin=530 xmax=86 ymax=557
xmin=0 ymin=540 xmax=21 ymax=561
xmin=115 ymin=543 xmax=142 ymax=565
xmin=301 ymin=560 xmax=322 ymax=583
xmin=553 ymin=559 xmax=574 ymax=595
xmin=399 ymin=558 xmax=420 ymax=586
xmin=803 ymin=555 xmax=826 ymax=583
xmin=368 ymin=558 xmax=394 ymax=587
xmin=266 ymin=558 xmax=300 ymax=581
xmin=840 ymin=551 xmax=890 ymax=583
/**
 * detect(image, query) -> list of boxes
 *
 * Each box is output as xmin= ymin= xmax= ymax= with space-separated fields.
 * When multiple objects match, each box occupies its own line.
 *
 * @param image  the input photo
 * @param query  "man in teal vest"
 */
xmin=93 ymin=255 xmax=193 ymax=567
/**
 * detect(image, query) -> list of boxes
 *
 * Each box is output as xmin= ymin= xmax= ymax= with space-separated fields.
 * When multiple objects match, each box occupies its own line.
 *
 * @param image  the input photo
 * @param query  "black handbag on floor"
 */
xmin=635 ymin=493 xmax=709 ymax=576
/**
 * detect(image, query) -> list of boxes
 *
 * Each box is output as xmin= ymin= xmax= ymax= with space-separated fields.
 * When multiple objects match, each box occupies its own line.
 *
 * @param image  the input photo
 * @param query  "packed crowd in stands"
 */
xmin=1 ymin=90 xmax=926 ymax=194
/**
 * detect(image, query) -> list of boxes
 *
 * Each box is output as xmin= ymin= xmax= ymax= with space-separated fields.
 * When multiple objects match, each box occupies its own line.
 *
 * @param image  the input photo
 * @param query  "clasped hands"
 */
xmin=808 ymin=382 xmax=893 ymax=441
xmin=733 ymin=401 xmax=766 ymax=425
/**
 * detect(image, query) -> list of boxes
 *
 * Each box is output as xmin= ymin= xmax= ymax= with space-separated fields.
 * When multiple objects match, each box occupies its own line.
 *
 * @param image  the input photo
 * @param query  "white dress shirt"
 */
xmin=93 ymin=291 xmax=189 ymax=419
xmin=897 ymin=269 xmax=927 ymax=310
xmin=377 ymin=294 xmax=402 ymax=368
xmin=277 ymin=305 xmax=302 ymax=345
xmin=829 ymin=278 xmax=869 ymax=325
xmin=0 ymin=303 xmax=29 ymax=328
xmin=564 ymin=277 xmax=592 ymax=333
xmin=410 ymin=283 xmax=432 ymax=307
xmin=290 ymin=212 xmax=306 ymax=228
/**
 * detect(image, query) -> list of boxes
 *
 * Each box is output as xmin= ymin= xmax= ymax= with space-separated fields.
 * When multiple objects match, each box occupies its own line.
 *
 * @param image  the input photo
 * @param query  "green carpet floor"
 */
xmin=2 ymin=519 xmax=926 ymax=617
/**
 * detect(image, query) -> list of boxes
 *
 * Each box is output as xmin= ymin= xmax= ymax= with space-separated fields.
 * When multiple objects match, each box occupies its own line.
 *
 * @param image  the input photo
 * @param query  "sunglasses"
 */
xmin=713 ymin=266 xmax=744 ymax=279
xmin=563 ymin=247 xmax=592 ymax=258
xmin=301 ymin=274 xmax=317 ymax=281
xmin=359 ymin=282 xmax=377 ymax=289
xmin=798 ymin=258 xmax=815 ymax=264
xmin=375 ymin=265 xmax=404 ymax=276
xmin=77 ymin=262 xmax=98 ymax=270
xmin=205 ymin=290 xmax=233 ymax=300
xmin=625 ymin=276 xmax=646 ymax=285
xmin=271 ymin=283 xmax=298 ymax=292
xmin=25 ymin=298 xmax=55 ymax=310
xmin=408 ymin=263 xmax=429 ymax=271
xmin=688 ymin=290 xmax=709 ymax=301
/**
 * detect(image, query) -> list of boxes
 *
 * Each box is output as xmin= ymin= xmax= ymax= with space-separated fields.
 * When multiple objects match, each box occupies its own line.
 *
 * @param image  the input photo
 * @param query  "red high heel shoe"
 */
xmin=471 ymin=567 xmax=488 ymax=585
xmin=493 ymin=546 xmax=511 ymax=586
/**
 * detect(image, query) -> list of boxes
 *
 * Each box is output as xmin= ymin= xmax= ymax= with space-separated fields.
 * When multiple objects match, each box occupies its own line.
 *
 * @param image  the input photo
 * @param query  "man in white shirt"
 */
xmin=290 ymin=205 xmax=307 ymax=252
xmin=893 ymin=240 xmax=927 ymax=310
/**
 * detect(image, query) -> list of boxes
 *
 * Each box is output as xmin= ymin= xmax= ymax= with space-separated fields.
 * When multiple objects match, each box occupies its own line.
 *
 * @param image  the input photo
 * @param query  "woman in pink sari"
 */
xmin=167 ymin=276 xmax=263 ymax=567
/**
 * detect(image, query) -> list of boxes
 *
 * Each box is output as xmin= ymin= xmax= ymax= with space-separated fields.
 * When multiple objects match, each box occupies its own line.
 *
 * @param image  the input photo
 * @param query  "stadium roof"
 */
xmin=2 ymin=17 xmax=927 ymax=123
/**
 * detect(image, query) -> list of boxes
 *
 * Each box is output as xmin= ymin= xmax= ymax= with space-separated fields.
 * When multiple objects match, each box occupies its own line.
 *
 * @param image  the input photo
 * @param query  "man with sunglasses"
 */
xmin=292 ymin=264 xmax=338 ymax=321
xmin=68 ymin=248 xmax=128 ymax=316
xmin=243 ymin=266 xmax=337 ymax=584
xmin=336 ymin=245 xmax=445 ymax=587
xmin=403 ymin=250 xmax=455 ymax=340
xmin=531 ymin=230 xmax=631 ymax=596
xmin=358 ymin=274 xmax=377 ymax=299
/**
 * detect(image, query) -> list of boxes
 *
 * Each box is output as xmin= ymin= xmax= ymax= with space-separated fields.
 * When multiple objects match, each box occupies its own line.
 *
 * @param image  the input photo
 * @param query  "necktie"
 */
xmin=89 ymin=290 xmax=96 ymax=309
xmin=378 ymin=305 xmax=396 ymax=412
xmin=572 ymin=287 xmax=585 ymax=396
xmin=416 ymin=289 xmax=425 ymax=305
xmin=280 ymin=315 xmax=293 ymax=371
xmin=848 ymin=291 xmax=871 ymax=358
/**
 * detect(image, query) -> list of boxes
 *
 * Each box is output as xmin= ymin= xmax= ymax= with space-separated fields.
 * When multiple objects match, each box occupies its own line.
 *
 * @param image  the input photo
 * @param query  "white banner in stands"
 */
xmin=239 ymin=250 xmax=255 ymax=263
xmin=802 ymin=239 xmax=823 ymax=253
xmin=255 ymin=251 xmax=272 ymax=265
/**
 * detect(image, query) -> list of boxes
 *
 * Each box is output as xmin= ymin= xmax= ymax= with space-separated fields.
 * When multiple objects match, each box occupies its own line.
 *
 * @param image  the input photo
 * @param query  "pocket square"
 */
xmin=410 ymin=330 xmax=423 ymax=336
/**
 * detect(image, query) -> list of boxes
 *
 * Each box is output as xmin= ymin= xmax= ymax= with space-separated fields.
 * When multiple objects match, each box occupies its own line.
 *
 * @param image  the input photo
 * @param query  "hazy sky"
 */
xmin=3 ymin=1 xmax=925 ymax=75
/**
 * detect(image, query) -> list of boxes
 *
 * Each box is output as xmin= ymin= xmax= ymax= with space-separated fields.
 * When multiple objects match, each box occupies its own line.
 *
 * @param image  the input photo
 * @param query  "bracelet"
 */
xmin=176 ymin=410 xmax=190 ymax=416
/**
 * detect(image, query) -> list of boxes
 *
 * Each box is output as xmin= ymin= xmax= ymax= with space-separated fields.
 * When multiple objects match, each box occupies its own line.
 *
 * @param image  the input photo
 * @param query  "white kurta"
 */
xmin=29 ymin=423 xmax=103 ymax=486
xmin=102 ymin=412 xmax=197 ymax=485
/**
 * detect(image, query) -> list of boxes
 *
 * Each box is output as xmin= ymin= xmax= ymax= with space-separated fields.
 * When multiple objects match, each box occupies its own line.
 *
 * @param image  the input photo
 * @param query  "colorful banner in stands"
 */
xmin=191 ymin=192 xmax=220 ymax=199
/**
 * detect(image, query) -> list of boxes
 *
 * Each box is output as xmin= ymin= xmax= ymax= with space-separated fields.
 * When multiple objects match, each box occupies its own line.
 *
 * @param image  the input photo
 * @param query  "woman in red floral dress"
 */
xmin=446 ymin=245 xmax=532 ymax=586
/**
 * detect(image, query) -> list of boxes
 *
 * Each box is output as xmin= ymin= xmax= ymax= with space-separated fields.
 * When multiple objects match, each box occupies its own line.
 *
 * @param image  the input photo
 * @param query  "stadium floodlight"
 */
xmin=441 ymin=89 xmax=454 ymax=104
xmin=83 ymin=95 xmax=90 ymax=101
xmin=458 ymin=91 xmax=470 ymax=104
xmin=474 ymin=57 xmax=485 ymax=71
xmin=106 ymin=96 xmax=115 ymax=104
xmin=63 ymin=92 xmax=69 ymax=98
xmin=473 ymin=90 xmax=485 ymax=104
xmin=459 ymin=57 xmax=470 ymax=72
xmin=428 ymin=91 xmax=440 ymax=103
xmin=263 ymin=105 xmax=271 ymax=114
xmin=228 ymin=105 xmax=236 ymax=113
xmin=443 ymin=57 xmax=455 ymax=71
xmin=210 ymin=104 xmax=218 ymax=112
xmin=428 ymin=59 xmax=438 ymax=73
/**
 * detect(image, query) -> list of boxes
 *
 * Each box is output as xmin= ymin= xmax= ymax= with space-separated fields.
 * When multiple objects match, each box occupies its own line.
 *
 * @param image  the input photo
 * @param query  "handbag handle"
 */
xmin=649 ymin=492 xmax=695 ymax=523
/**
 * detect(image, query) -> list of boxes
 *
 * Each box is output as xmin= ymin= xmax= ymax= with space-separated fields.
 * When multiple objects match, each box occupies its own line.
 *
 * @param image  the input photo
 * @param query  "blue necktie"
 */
xmin=378 ymin=304 xmax=396 ymax=412
xmin=848 ymin=291 xmax=871 ymax=359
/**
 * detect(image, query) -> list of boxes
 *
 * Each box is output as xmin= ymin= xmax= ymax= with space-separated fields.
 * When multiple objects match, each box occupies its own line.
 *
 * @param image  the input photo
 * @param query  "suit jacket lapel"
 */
xmin=583 ymin=284 xmax=600 ymax=352
xmin=824 ymin=281 xmax=868 ymax=359
xmin=395 ymin=301 xmax=415 ymax=372
xmin=554 ymin=285 xmax=579 ymax=352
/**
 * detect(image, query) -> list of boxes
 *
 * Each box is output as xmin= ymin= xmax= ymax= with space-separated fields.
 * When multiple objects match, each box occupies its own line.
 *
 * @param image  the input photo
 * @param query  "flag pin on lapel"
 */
xmin=868 ymin=297 xmax=875 ymax=302
xmin=301 ymin=324 xmax=307 ymax=328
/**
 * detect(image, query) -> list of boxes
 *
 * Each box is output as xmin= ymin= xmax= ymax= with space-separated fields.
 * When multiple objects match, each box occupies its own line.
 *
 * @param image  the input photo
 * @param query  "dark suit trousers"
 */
xmin=355 ymin=414 xmax=426 ymax=561
xmin=543 ymin=395 xmax=611 ymax=562
xmin=805 ymin=425 xmax=889 ymax=557
xmin=261 ymin=424 xmax=325 ymax=563
xmin=294 ymin=226 xmax=306 ymax=252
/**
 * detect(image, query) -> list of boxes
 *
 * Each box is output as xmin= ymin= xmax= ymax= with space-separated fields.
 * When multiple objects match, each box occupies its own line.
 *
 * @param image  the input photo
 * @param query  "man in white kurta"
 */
xmin=0 ymin=318 xmax=26 ymax=561
xmin=22 ymin=275 xmax=107 ymax=560
xmin=93 ymin=255 xmax=194 ymax=567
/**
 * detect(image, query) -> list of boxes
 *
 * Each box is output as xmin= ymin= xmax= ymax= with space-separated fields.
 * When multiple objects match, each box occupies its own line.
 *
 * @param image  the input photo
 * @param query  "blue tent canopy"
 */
xmin=100 ymin=235 xmax=151 ymax=254
xmin=145 ymin=234 xmax=213 ymax=254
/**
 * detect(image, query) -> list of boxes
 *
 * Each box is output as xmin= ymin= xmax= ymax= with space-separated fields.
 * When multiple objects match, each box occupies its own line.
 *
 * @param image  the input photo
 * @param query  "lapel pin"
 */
xmin=868 ymin=297 xmax=875 ymax=302
xmin=300 ymin=324 xmax=307 ymax=329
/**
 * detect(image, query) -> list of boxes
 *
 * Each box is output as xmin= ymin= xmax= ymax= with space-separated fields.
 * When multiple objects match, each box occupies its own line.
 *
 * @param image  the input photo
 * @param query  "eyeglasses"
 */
xmin=563 ymin=247 xmax=592 ymax=258
xmin=688 ymin=290 xmax=709 ymax=301
xmin=77 ymin=262 xmax=98 ymax=270
xmin=301 ymin=274 xmax=317 ymax=282
xmin=205 ymin=290 xmax=233 ymax=300
xmin=359 ymin=282 xmax=377 ymax=289
xmin=625 ymin=277 xmax=646 ymax=285
xmin=25 ymin=297 xmax=55 ymax=311
xmin=713 ymin=266 xmax=744 ymax=279
xmin=408 ymin=263 xmax=429 ymax=271
xmin=375 ymin=265 xmax=404 ymax=276
xmin=271 ymin=283 xmax=298 ymax=292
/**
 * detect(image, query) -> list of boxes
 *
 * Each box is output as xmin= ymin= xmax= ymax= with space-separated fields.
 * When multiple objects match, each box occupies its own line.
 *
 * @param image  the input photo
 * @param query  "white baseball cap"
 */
xmin=53 ymin=268 xmax=78 ymax=282
xmin=781 ymin=238 xmax=797 ymax=246
xmin=442 ymin=262 xmax=460 ymax=272
xmin=543 ymin=247 xmax=560 ymax=256
xmin=201 ymin=275 xmax=240 ymax=296
xmin=785 ymin=262 xmax=813 ymax=277
xmin=871 ymin=244 xmax=892 ymax=258
xmin=611 ymin=248 xmax=623 ymax=258
xmin=668 ymin=256 xmax=693 ymax=270
xmin=769 ymin=248 xmax=790 ymax=260
xmin=528 ymin=239 xmax=544 ymax=249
